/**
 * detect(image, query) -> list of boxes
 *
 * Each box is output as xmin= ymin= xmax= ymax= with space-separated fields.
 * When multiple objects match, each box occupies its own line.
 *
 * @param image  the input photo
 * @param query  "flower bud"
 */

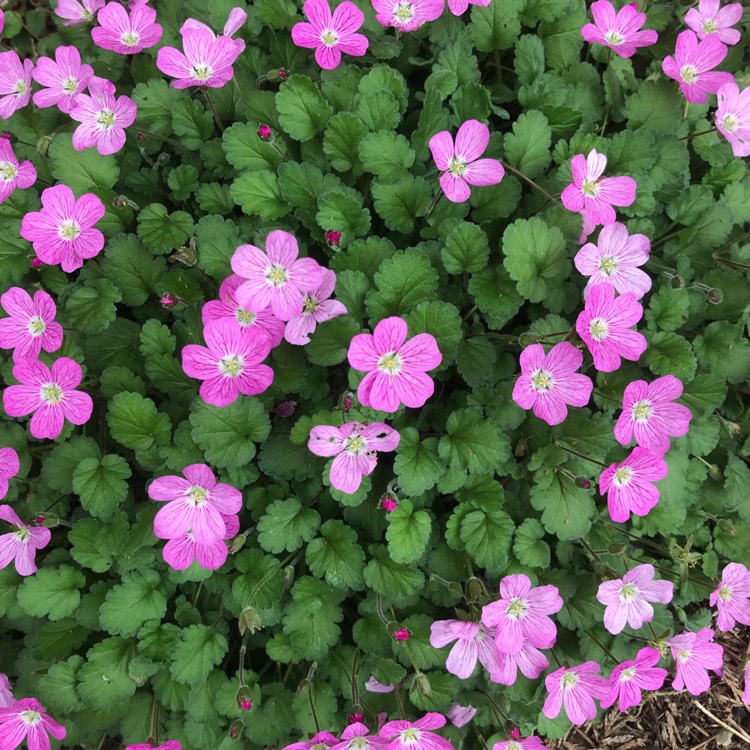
xmin=39 ymin=514 xmax=60 ymax=528
xmin=465 ymin=576 xmax=487 ymax=603
xmin=31 ymin=257 xmax=43 ymax=269
xmin=342 ymin=395 xmax=352 ymax=411
xmin=510 ymin=728 xmax=521 ymax=741
xmin=410 ymin=672 xmax=431 ymax=698
xmin=237 ymin=686 xmax=253 ymax=711
xmin=608 ymin=543 xmax=627 ymax=554
xmin=707 ymin=288 xmax=723 ymax=304
xmin=348 ymin=713 xmax=364 ymax=724
xmin=160 ymin=293 xmax=179 ymax=308
xmin=229 ymin=533 xmax=247 ymax=554
xmin=326 ymin=230 xmax=342 ymax=246
xmin=229 ymin=719 xmax=244 ymax=740
xmin=283 ymin=565 xmax=295 ymax=588
xmin=381 ymin=494 xmax=397 ymax=512
xmin=36 ymin=135 xmax=52 ymax=155
xmin=575 ymin=477 xmax=592 ymax=489
xmin=258 ymin=124 xmax=272 ymax=141
xmin=670 ymin=275 xmax=684 ymax=289
xmin=238 ymin=606 xmax=263 ymax=636
xmin=136 ymin=132 xmax=146 ymax=141
xmin=279 ymin=69 xmax=287 ymax=79
xmin=519 ymin=331 xmax=538 ymax=347
xmin=392 ymin=627 xmax=409 ymax=641
xmin=274 ymin=400 xmax=297 ymax=418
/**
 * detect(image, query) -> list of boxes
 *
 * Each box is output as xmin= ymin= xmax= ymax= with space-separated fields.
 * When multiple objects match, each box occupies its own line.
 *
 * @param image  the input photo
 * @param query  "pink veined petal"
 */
xmin=570 ymin=153 xmax=588 ymax=187
xmin=0 ymin=534 xmax=23 ymax=573
xmin=199 ymin=374 xmax=240 ymax=407
xmin=329 ymin=452 xmax=365 ymax=494
xmin=182 ymin=344 xmax=219 ymax=380
xmin=413 ymin=713 xmax=447 ymax=731
xmin=3 ymin=385 xmax=41 ymax=418
xmin=265 ymin=229 xmax=300 ymax=268
xmin=444 ymin=638 xmax=481 ymax=678
xmin=156 ymin=47 xmax=191 ymax=79
xmin=597 ymin=176 xmax=637 ymax=209
xmin=1 ymin=287 xmax=35 ymax=318
xmin=440 ymin=172 xmax=471 ymax=203
xmin=586 ymin=149 xmax=608 ymax=181
xmin=357 ymin=370 xmax=401 ymax=412
xmin=270 ymin=283 xmax=304 ymax=321
xmin=291 ymin=256 xmax=324 ymax=289
xmin=336 ymin=32 xmax=368 ymax=56
xmin=291 ymin=21 xmax=321 ymax=49
xmin=454 ymin=119 xmax=490 ymax=163
xmin=309 ymin=425 xmax=345 ymax=457
xmin=148 ymin=475 xmax=192 ymax=502
xmin=190 ymin=505 xmax=227 ymax=545
xmin=361 ymin=422 xmax=400 ymax=452
xmin=312 ymin=299 xmax=347 ymax=324
xmin=399 ymin=332 xmax=442 ymax=372
xmin=236 ymin=363 xmax=274 ymax=396
xmin=50 ymin=357 xmax=83 ymax=390
xmin=162 ymin=536 xmax=197 ymax=570
xmin=181 ymin=463 xmax=217 ymax=490
xmin=581 ymin=22 xmax=607 ymax=45
xmin=391 ymin=369 xmax=435 ymax=409
xmin=153 ymin=499 xmax=195 ymax=540
xmin=209 ymin=484 xmax=242 ymax=516
xmin=235 ymin=278 xmax=275 ymax=313
xmin=332 ymin=1 xmax=365 ymax=35
xmin=447 ymin=0 xmax=469 ymax=15
xmin=590 ymin=0 xmax=617 ymax=29
xmin=429 ymin=130 xmax=455 ymax=172
xmin=373 ymin=316 xmax=408 ymax=354
xmin=60 ymin=390 xmax=93 ymax=426
xmin=348 ymin=333 xmax=379 ymax=371
xmin=29 ymin=404 xmax=66 ymax=440
xmin=284 ymin=314 xmax=318 ymax=345
xmin=463 ymin=158 xmax=504 ymax=187
xmin=303 ymin=0 xmax=333 ymax=29
xmin=195 ymin=537 xmax=229 ymax=569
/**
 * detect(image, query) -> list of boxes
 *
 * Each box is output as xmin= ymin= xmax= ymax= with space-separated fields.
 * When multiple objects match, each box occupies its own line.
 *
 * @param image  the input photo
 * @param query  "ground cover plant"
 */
xmin=0 ymin=0 xmax=749 ymax=749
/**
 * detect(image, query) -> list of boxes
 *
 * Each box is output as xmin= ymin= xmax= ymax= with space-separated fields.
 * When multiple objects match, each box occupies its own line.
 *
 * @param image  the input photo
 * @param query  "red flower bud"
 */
xmin=229 ymin=719 xmax=244 ymax=740
xmin=326 ymin=230 xmax=342 ymax=245
xmin=274 ymin=400 xmax=297 ymax=418
xmin=393 ymin=627 xmax=409 ymax=641
xmin=382 ymin=496 xmax=397 ymax=512
xmin=349 ymin=713 xmax=364 ymax=724
xmin=342 ymin=395 xmax=352 ymax=411
xmin=510 ymin=727 xmax=521 ymax=740
xmin=161 ymin=293 xmax=179 ymax=308
xmin=31 ymin=257 xmax=43 ymax=268
xmin=136 ymin=132 xmax=146 ymax=141
xmin=258 ymin=124 xmax=272 ymax=140
xmin=279 ymin=69 xmax=287 ymax=79
xmin=237 ymin=685 xmax=253 ymax=711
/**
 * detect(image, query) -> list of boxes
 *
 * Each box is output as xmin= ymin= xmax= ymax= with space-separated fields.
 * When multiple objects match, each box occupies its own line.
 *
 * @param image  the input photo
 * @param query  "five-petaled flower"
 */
xmin=0 ymin=698 xmax=66 ymax=750
xmin=0 ymin=447 xmax=19 ymax=501
xmin=371 ymin=0 xmax=445 ymax=32
xmin=0 ymin=51 xmax=34 ymax=120
xmin=162 ymin=513 xmax=239 ymax=571
xmin=331 ymin=722 xmax=389 ymax=750
xmin=600 ymin=647 xmax=668 ymax=713
xmin=0 ymin=287 xmax=64 ymax=363
xmin=668 ymin=628 xmax=723 ymax=696
xmin=284 ymin=268 xmax=347 ymax=346
xmin=493 ymin=731 xmax=547 ymax=750
xmin=92 ymin=1 xmax=164 ymax=54
xmin=543 ymin=662 xmax=610 ymax=725
xmin=0 ymin=506 xmax=51 ymax=576
xmin=282 ymin=732 xmax=339 ymax=750
xmin=715 ymin=82 xmax=750 ymax=158
xmin=54 ymin=0 xmax=105 ymax=25
xmin=429 ymin=619 xmax=502 ymax=679
xmin=379 ymin=712 xmax=453 ymax=750
xmin=709 ymin=562 xmax=750 ymax=632
xmin=581 ymin=0 xmax=658 ymax=58
xmin=31 ymin=46 xmax=94 ymax=114
xmin=491 ymin=638 xmax=550 ymax=686
xmin=685 ymin=0 xmax=743 ymax=45
xmin=0 ymin=137 xmax=36 ymax=206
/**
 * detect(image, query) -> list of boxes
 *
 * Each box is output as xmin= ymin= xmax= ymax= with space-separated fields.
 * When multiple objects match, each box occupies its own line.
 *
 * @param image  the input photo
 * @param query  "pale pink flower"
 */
xmin=284 ymin=269 xmax=347 ymax=346
xmin=512 ymin=342 xmax=593 ymax=426
xmin=446 ymin=705 xmax=475 ymax=728
xmin=600 ymin=648 xmax=667 ymax=712
xmin=561 ymin=150 xmax=637 ymax=227
xmin=283 ymin=733 xmax=339 ymax=750
xmin=55 ymin=0 xmax=105 ymax=25
xmin=599 ymin=447 xmax=668 ymax=523
xmin=371 ymin=0 xmax=444 ymax=32
xmin=0 ymin=507 xmax=51 ymax=576
xmin=126 ymin=742 xmax=182 ymax=750
xmin=429 ymin=120 xmax=504 ymax=204
xmin=662 ymin=30 xmax=734 ymax=104
xmin=202 ymin=274 xmax=285 ymax=349
xmin=181 ymin=318 xmax=274 ymax=407
xmin=493 ymin=731 xmax=546 ymax=750
xmin=429 ymin=620 xmax=502 ymax=679
xmin=181 ymin=7 xmax=248 ymax=53
xmin=685 ymin=0 xmax=742 ymax=45
xmin=0 ymin=138 xmax=36 ymax=205
xmin=481 ymin=574 xmax=563 ymax=654
xmin=446 ymin=0 xmax=489 ymax=16
xmin=161 ymin=514 xmax=239 ymax=571
xmin=0 ymin=448 xmax=19 ymax=501
xmin=3 ymin=358 xmax=93 ymax=440
xmin=543 ymin=662 xmax=610 ymax=725
xmin=291 ymin=0 xmax=369 ymax=70
xmin=379 ymin=713 xmax=452 ymax=750
xmin=331 ymin=724 xmax=388 ymax=750
xmin=596 ymin=563 xmax=673 ymax=634
xmin=709 ymin=562 xmax=750 ymax=632
xmin=347 ymin=316 xmax=442 ymax=413
xmin=0 ymin=675 xmax=13 ymax=709
xmin=0 ymin=52 xmax=34 ymax=120
xmin=581 ymin=0 xmax=658 ymax=58
xmin=20 ymin=184 xmax=105 ymax=273
xmin=0 ymin=698 xmax=66 ymax=750
xmin=365 ymin=677 xmax=395 ymax=692
xmin=31 ymin=46 xmax=94 ymax=114
xmin=92 ymin=1 xmax=163 ymax=54
xmin=668 ymin=628 xmax=723 ymax=696
xmin=715 ymin=82 xmax=750 ymax=158
xmin=575 ymin=284 xmax=646 ymax=373
xmin=574 ymin=222 xmax=652 ymax=300
xmin=148 ymin=463 xmax=243 ymax=545
xmin=0 ymin=288 xmax=64 ymax=363
xmin=490 ymin=639 xmax=550 ymax=685
xmin=231 ymin=230 xmax=325 ymax=322
xmin=614 ymin=375 xmax=692 ymax=455
xmin=308 ymin=422 xmax=399 ymax=494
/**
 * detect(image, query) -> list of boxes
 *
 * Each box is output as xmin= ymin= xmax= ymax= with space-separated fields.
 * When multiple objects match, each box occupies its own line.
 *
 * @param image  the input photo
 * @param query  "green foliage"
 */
xmin=276 ymin=75 xmax=333 ymax=141
xmin=72 ymin=454 xmax=132 ymax=520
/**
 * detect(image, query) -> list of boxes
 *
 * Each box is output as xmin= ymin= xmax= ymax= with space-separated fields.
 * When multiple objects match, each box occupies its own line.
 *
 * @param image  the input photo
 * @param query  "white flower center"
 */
xmin=506 ymin=597 xmax=527 ymax=619
xmin=561 ymin=671 xmax=579 ymax=689
xmin=589 ymin=317 xmax=608 ymax=341
xmin=265 ymin=264 xmax=289 ymax=287
xmin=320 ymin=29 xmax=339 ymax=46
xmin=447 ymin=156 xmax=467 ymax=176
xmin=96 ymin=108 xmax=117 ymax=130
xmin=612 ymin=466 xmax=633 ymax=487
xmin=82 ymin=8 xmax=93 ymax=20
xmin=399 ymin=728 xmax=422 ymax=745
xmin=598 ymin=255 xmax=618 ymax=276
xmin=62 ymin=77 xmax=79 ymax=94
xmin=393 ymin=0 xmax=415 ymax=23
xmin=19 ymin=710 xmax=42 ymax=725
xmin=14 ymin=80 xmax=28 ymax=96
xmin=675 ymin=648 xmax=691 ymax=663
xmin=378 ymin=351 xmax=403 ymax=375
xmin=191 ymin=64 xmax=213 ymax=81
xmin=604 ymin=30 xmax=624 ymax=46
xmin=722 ymin=114 xmax=738 ymax=133
xmin=349 ymin=739 xmax=368 ymax=750
xmin=680 ymin=64 xmax=699 ymax=84
xmin=702 ymin=19 xmax=716 ymax=34
xmin=718 ymin=584 xmax=732 ymax=602
xmin=631 ymin=399 xmax=652 ymax=422
xmin=619 ymin=666 xmax=636 ymax=682
xmin=219 ymin=354 xmax=244 ymax=378
xmin=506 ymin=743 xmax=521 ymax=750
xmin=0 ymin=161 xmax=18 ymax=181
xmin=582 ymin=179 xmax=600 ymax=197
xmin=234 ymin=308 xmax=257 ymax=327
xmin=121 ymin=30 xmax=140 ymax=46
xmin=619 ymin=582 xmax=638 ymax=601
xmin=40 ymin=383 xmax=64 ymax=405
xmin=59 ymin=220 xmax=82 ymax=241
xmin=186 ymin=485 xmax=209 ymax=506
xmin=27 ymin=316 xmax=47 ymax=336
xmin=302 ymin=294 xmax=320 ymax=314
xmin=343 ymin=434 xmax=368 ymax=455
xmin=530 ymin=368 xmax=554 ymax=393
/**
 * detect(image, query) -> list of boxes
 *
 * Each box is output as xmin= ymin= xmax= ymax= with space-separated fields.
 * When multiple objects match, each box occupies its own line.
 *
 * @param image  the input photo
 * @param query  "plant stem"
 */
xmin=586 ymin=629 xmax=618 ymax=663
xmin=202 ymin=90 xmax=225 ymax=132
xmin=502 ymin=161 xmax=560 ymax=204
xmin=128 ymin=126 xmax=183 ymax=149
xmin=678 ymin=128 xmax=715 ymax=141
xmin=555 ymin=442 xmax=609 ymax=468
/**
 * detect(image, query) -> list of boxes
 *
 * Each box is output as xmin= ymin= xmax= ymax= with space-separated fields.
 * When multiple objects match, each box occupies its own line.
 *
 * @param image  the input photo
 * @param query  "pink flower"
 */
xmin=2 ymin=358 xmax=93 ymax=440
xmin=392 ymin=627 xmax=409 ymax=641
xmin=0 ymin=288 xmax=64 ymax=363
xmin=291 ymin=0 xmax=369 ymax=70
xmin=231 ymin=230 xmax=324 ymax=322
xmin=0 ymin=698 xmax=66 ymax=750
xmin=446 ymin=704 xmax=475 ymax=728
xmin=91 ymin=1 xmax=163 ymax=54
xmin=481 ymin=573 xmax=563 ymax=654
xmin=331 ymin=723 xmax=388 ymax=750
xmin=490 ymin=639 xmax=550 ymax=685
xmin=493 ymin=733 xmax=547 ymax=750
xmin=347 ymin=316 xmax=442 ymax=413
xmin=662 ymin=30 xmax=734 ymax=104
xmin=574 ymin=222 xmax=652 ymax=300
xmin=31 ymin=46 xmax=94 ymax=114
xmin=512 ymin=342 xmax=593 ymax=426
xmin=308 ymin=422 xmax=400 ymax=494
xmin=202 ymin=274 xmax=285 ymax=349
xmin=0 ymin=675 xmax=13 ymax=709
xmin=379 ymin=713 xmax=452 ymax=750
xmin=581 ymin=0 xmax=658 ymax=58
xmin=715 ymin=82 xmax=750 ymax=158
xmin=446 ymin=0 xmax=489 ymax=16
xmin=596 ymin=563 xmax=673 ymax=635
xmin=709 ymin=562 xmax=750 ymax=632
xmin=543 ymin=662 xmax=610 ymax=725
xmin=126 ymin=742 xmax=182 ymax=750
xmin=20 ymin=184 xmax=105 ymax=272
xmin=561 ymin=150 xmax=637 ymax=227
xmin=54 ymin=0 xmax=105 ymax=25
xmin=668 ymin=628 xmax=723 ymax=696
xmin=284 ymin=269 xmax=347 ymax=345
xmin=0 ymin=507 xmax=51 ymax=576
xmin=575 ymin=284 xmax=647 ymax=373
xmin=181 ymin=318 xmax=274 ymax=407
xmin=614 ymin=375 xmax=692 ymax=455
xmin=600 ymin=648 xmax=667 ymax=712
xmin=181 ymin=7 xmax=248 ymax=52
xmin=429 ymin=620 xmax=502 ymax=679
xmin=429 ymin=120 xmax=504 ymax=204
xmin=599 ymin=447 xmax=668 ymax=523
xmin=0 ymin=137 xmax=36 ymax=205
xmin=0 ymin=448 xmax=19 ymax=501
xmin=162 ymin=513 xmax=239 ymax=571
xmin=0 ymin=52 xmax=34 ymax=120
xmin=685 ymin=0 xmax=742 ymax=45
xmin=371 ymin=0 xmax=444 ymax=32
xmin=69 ymin=76 xmax=137 ymax=155
xmin=283 ymin=732 xmax=339 ymax=750
xmin=365 ymin=677 xmax=395 ymax=693
xmin=148 ymin=463 xmax=243 ymax=545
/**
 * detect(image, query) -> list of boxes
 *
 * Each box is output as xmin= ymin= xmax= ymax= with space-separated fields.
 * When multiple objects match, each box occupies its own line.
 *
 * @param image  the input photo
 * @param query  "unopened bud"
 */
xmin=519 ymin=331 xmax=538 ymax=347
xmin=160 ymin=293 xmax=179 ymax=308
xmin=707 ymin=288 xmax=723 ymax=304
xmin=113 ymin=198 xmax=123 ymax=207
xmin=670 ymin=275 xmax=684 ymax=289
xmin=608 ymin=544 xmax=627 ymax=554
xmin=136 ymin=132 xmax=146 ymax=141
xmin=230 ymin=533 xmax=247 ymax=554
xmin=465 ymin=576 xmax=487 ymax=603
xmin=410 ymin=672 xmax=431 ymax=698
xmin=510 ymin=728 xmax=521 ymax=741
xmin=575 ymin=477 xmax=592 ymax=489
xmin=705 ymin=463 xmax=723 ymax=482
xmin=229 ymin=719 xmax=244 ymax=740
xmin=36 ymin=135 xmax=52 ymax=155
xmin=349 ymin=713 xmax=364 ymax=724
xmin=718 ymin=519 xmax=735 ymax=535
xmin=31 ymin=257 xmax=43 ymax=268
xmin=325 ymin=230 xmax=342 ymax=246
xmin=283 ymin=565 xmax=295 ymax=587
xmin=238 ymin=606 xmax=263 ymax=636
xmin=237 ymin=686 xmax=253 ymax=711
xmin=279 ymin=69 xmax=287 ymax=79
xmin=392 ymin=627 xmax=409 ymax=642
xmin=40 ymin=514 xmax=59 ymax=528
xmin=381 ymin=495 xmax=397 ymax=512
xmin=274 ymin=400 xmax=297 ymax=418
xmin=343 ymin=395 xmax=352 ymax=411
xmin=258 ymin=124 xmax=272 ymax=140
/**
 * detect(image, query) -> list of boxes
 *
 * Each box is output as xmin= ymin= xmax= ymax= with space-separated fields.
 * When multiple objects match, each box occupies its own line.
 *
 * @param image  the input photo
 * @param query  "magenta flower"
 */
xmin=429 ymin=620 xmax=502 ymax=679
xmin=429 ymin=120 xmax=504 ymax=204
xmin=181 ymin=7 xmax=248 ymax=53
xmin=543 ymin=662 xmax=610 ymax=725
xmin=446 ymin=0 xmax=489 ymax=16
xmin=575 ymin=284 xmax=647 ymax=373
xmin=685 ymin=0 xmax=742 ymax=45
xmin=0 ymin=288 xmax=64 ymax=363
xmin=291 ymin=0 xmax=369 ymax=71
xmin=715 ymin=82 xmax=750 ymax=158
xmin=331 ymin=724 xmax=388 ymax=750
xmin=92 ymin=2 xmax=162 ymax=54
xmin=493 ymin=732 xmax=547 ymax=750
xmin=126 ymin=742 xmax=182 ymax=750
xmin=379 ymin=713 xmax=452 ymax=750
xmin=181 ymin=318 xmax=274 ymax=407
xmin=581 ymin=0 xmax=658 ymax=58
xmin=0 ymin=698 xmax=66 ymax=750
xmin=709 ymin=562 xmax=750 ymax=632
xmin=365 ymin=677 xmax=395 ymax=693
xmin=230 ymin=230 xmax=324 ymax=322
xmin=490 ymin=639 xmax=550 ymax=686
xmin=600 ymin=648 xmax=667 ymax=712
xmin=3 ymin=358 xmax=93 ymax=440
xmin=283 ymin=732 xmax=339 ymax=750
xmin=512 ymin=342 xmax=593 ymax=426
xmin=0 ymin=52 xmax=34 ymax=120
xmin=31 ymin=46 xmax=94 ymax=114
xmin=596 ymin=563 xmax=673 ymax=635
xmin=20 ymin=184 xmax=105 ymax=273
xmin=284 ymin=269 xmax=347 ymax=346
xmin=662 ymin=30 xmax=734 ymax=104
xmin=0 ymin=137 xmax=36 ymax=205
xmin=481 ymin=574 xmax=563 ymax=654
xmin=0 ymin=448 xmax=19 ymax=501
xmin=0 ymin=675 xmax=13 ymax=709
xmin=308 ymin=422 xmax=400 ymax=494
xmin=614 ymin=375 xmax=692 ymax=455
xmin=162 ymin=513 xmax=239 ymax=571
xmin=668 ymin=628 xmax=723 ymax=696
xmin=599 ymin=447 xmax=669 ymax=523
xmin=371 ymin=0 xmax=444 ymax=32
xmin=574 ymin=222 xmax=652 ymax=300
xmin=202 ymin=274 xmax=285 ymax=349
xmin=446 ymin=704 xmax=476 ymax=728
xmin=347 ymin=316 xmax=442 ymax=413
xmin=55 ymin=0 xmax=105 ymax=25
xmin=0 ymin=506 xmax=51 ymax=576
xmin=561 ymin=150 xmax=637 ymax=227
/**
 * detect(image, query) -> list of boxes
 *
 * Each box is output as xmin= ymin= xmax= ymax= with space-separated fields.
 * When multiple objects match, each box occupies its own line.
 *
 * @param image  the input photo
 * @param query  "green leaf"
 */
xmin=513 ymin=518 xmax=551 ymax=568
xmin=645 ymin=286 xmax=690 ymax=331
xmin=386 ymin=500 xmax=432 ymax=564
xmin=366 ymin=250 xmax=439 ymax=319
xmin=257 ymin=498 xmax=321 ymax=554
xmin=441 ymin=221 xmax=490 ymax=274
xmin=553 ymin=411 xmax=616 ymax=463
xmin=514 ymin=34 xmax=545 ymax=86
xmin=140 ymin=319 xmax=176 ymax=358
xmin=363 ymin=546 xmax=425 ymax=599
xmin=167 ymin=165 xmax=199 ymax=200
xmin=359 ymin=131 xmax=416 ymax=183
xmin=456 ymin=337 xmax=497 ymax=387
xmin=693 ymin=321 xmax=750 ymax=384
xmin=276 ymin=75 xmax=333 ymax=141
xmin=48 ymin=135 xmax=119 ymax=192
xmin=504 ymin=110 xmax=552 ymax=179
xmin=77 ymin=637 xmax=136 ymax=709
xmin=306 ymin=520 xmax=366 ymax=590
xmin=471 ymin=2 xmax=521 ymax=52
xmin=68 ymin=514 xmax=129 ymax=573
xmin=469 ymin=265 xmax=524 ymax=329
xmin=99 ymin=570 xmax=167 ymax=637
xmin=132 ymin=79 xmax=181 ymax=135
xmin=171 ymin=98 xmax=214 ymax=150
xmin=137 ymin=203 xmax=194 ymax=254
xmin=65 ymin=278 xmax=122 ymax=333
xmin=624 ymin=80 xmax=683 ymax=133
xmin=17 ymin=565 xmax=86 ymax=621
xmin=357 ymin=91 xmax=401 ymax=131
xmin=404 ymin=300 xmax=463 ymax=367
xmin=102 ymin=234 xmax=166 ymax=306
xmin=371 ymin=176 xmax=432 ymax=234
xmin=41 ymin=436 xmax=101 ymax=494
xmin=38 ymin=657 xmax=85 ymax=713
xmin=195 ymin=215 xmax=241 ymax=278
xmin=460 ymin=506 xmax=514 ymax=571
xmin=439 ymin=408 xmax=510 ymax=474
xmin=305 ymin=316 xmax=362 ymax=366
xmin=107 ymin=392 xmax=171 ymax=452
xmin=323 ymin=112 xmax=368 ymax=173
xmin=171 ymin=625 xmax=229 ymax=683
xmin=230 ymin=171 xmax=288 ymax=220
xmin=283 ymin=577 xmax=344 ymax=660
xmin=394 ymin=428 xmax=443 ymax=496
xmin=643 ymin=331 xmax=697 ymax=381
xmin=680 ymin=375 xmax=727 ymax=416
xmin=195 ymin=183 xmax=235 ymax=215
xmin=316 ymin=187 xmax=371 ymax=244
xmin=72 ymin=454 xmax=132 ymax=520
xmin=222 ymin=121 xmax=283 ymax=171
xmin=530 ymin=469 xmax=596 ymax=540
